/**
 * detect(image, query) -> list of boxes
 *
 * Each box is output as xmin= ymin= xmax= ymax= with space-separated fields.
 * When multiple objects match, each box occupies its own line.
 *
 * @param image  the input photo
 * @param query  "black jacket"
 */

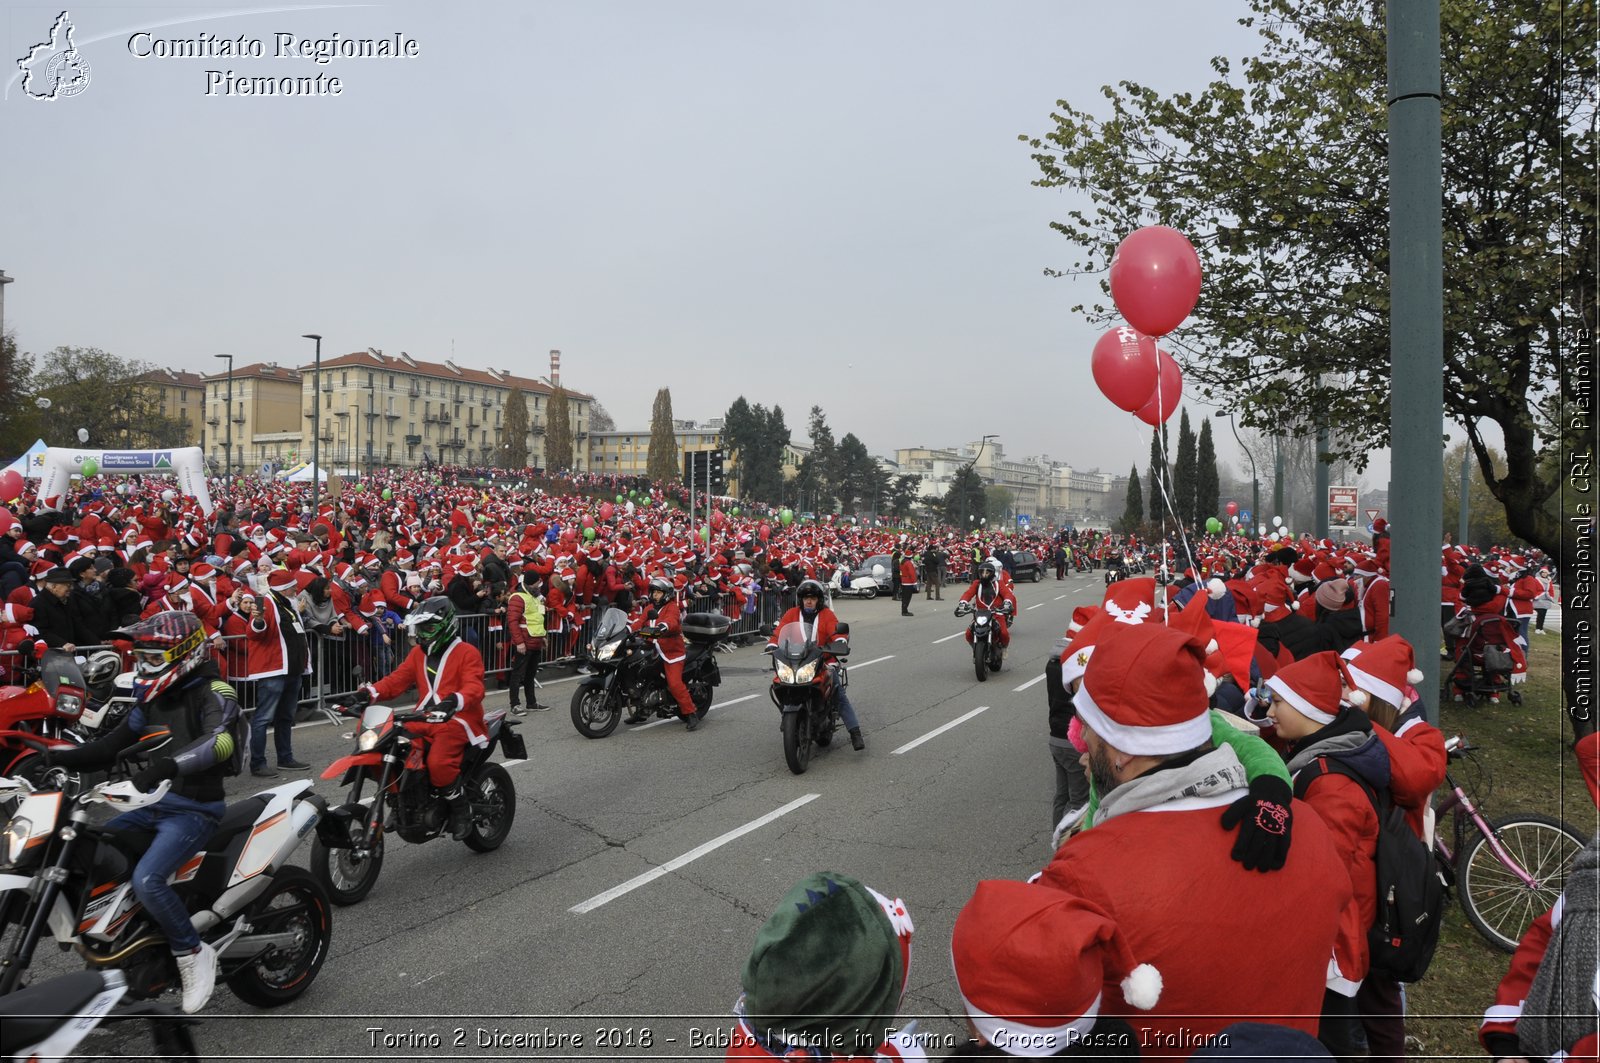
xmin=1314 ymin=606 xmax=1367 ymax=654
xmin=30 ymin=589 xmax=77 ymax=648
xmin=68 ymin=585 xmax=113 ymax=645
xmin=1258 ymin=614 xmax=1328 ymax=661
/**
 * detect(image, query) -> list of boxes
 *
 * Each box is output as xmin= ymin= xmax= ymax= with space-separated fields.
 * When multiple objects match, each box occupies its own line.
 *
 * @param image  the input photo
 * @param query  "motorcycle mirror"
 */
xmin=834 ymin=621 xmax=850 ymax=636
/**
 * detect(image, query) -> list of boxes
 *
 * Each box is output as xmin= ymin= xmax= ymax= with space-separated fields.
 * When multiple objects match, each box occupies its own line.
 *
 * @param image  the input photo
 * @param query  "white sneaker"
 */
xmin=175 ymin=942 xmax=217 ymax=1014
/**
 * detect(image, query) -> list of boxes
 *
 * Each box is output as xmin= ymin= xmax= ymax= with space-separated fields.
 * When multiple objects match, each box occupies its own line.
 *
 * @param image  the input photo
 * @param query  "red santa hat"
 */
xmin=1342 ymin=634 xmax=1424 ymax=710
xmin=266 ymin=569 xmax=301 ymax=594
xmin=1072 ymin=623 xmax=1212 ymax=756
xmin=1255 ymin=579 xmax=1296 ymax=619
xmin=1101 ymin=577 xmax=1156 ymax=624
xmin=952 ymin=880 xmax=1160 ymax=1056
xmin=1060 ymin=609 xmax=1115 ymax=689
xmin=1289 ymin=557 xmax=1317 ymax=585
xmin=1065 ymin=605 xmax=1097 ymax=636
xmin=1265 ymin=651 xmax=1359 ymax=725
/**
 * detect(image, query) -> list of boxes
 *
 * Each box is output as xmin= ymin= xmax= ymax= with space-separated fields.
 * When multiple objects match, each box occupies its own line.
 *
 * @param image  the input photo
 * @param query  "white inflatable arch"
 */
xmin=37 ymin=447 xmax=213 ymax=513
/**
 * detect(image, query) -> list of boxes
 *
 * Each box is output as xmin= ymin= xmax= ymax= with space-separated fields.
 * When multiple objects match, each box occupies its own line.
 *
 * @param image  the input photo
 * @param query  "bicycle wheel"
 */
xmin=1460 ymin=813 xmax=1588 ymax=952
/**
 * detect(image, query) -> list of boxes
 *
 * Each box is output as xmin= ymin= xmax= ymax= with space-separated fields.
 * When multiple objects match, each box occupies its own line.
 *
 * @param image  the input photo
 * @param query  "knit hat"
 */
xmin=952 ymin=880 xmax=1160 ymax=1057
xmin=1265 ymin=651 xmax=1354 ymax=726
xmin=1343 ymin=635 xmax=1424 ymax=710
xmin=1314 ymin=579 xmax=1352 ymax=612
xmin=1073 ymin=623 xmax=1211 ymax=755
xmin=739 ymin=872 xmax=913 ymax=1052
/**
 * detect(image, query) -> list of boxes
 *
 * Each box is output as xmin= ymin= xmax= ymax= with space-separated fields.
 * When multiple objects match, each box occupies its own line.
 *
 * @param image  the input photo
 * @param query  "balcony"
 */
xmin=408 ymin=382 xmax=421 ymax=397
xmin=231 ymin=415 xmax=245 ymax=424
xmin=318 ymin=431 xmax=334 ymax=443
xmin=480 ymin=396 xmax=492 ymax=407
xmin=384 ymin=410 xmax=400 ymax=420
xmin=320 ymin=382 xmax=332 ymax=393
xmin=404 ymin=434 xmax=422 ymax=446
xmin=206 ymin=416 xmax=221 ymax=427
xmin=333 ymin=409 xmax=349 ymax=418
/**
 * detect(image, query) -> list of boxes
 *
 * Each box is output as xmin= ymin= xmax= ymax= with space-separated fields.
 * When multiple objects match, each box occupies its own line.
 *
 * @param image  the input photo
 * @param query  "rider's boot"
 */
xmin=849 ymin=728 xmax=865 ymax=751
xmin=443 ymin=783 xmax=472 ymax=840
xmin=175 ymin=942 xmax=218 ymax=1014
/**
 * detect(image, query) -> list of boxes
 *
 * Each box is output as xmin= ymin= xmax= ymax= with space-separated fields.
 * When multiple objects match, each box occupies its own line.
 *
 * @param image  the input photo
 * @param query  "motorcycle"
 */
xmin=0 ymin=967 xmax=199 ymax=1061
xmin=72 ymin=651 xmax=136 ymax=745
xmin=767 ymin=620 xmax=850 ymax=775
xmin=954 ymin=600 xmax=1010 ymax=682
xmin=826 ymin=564 xmax=881 ymax=601
xmin=570 ymin=607 xmax=726 ymax=739
xmin=0 ymin=750 xmax=332 ymax=1007
xmin=0 ymin=651 xmax=88 ymax=797
xmin=308 ymin=700 xmax=525 ymax=906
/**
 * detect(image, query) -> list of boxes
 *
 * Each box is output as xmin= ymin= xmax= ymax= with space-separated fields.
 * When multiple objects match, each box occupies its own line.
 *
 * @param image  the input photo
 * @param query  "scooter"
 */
xmin=827 ymin=565 xmax=881 ymax=601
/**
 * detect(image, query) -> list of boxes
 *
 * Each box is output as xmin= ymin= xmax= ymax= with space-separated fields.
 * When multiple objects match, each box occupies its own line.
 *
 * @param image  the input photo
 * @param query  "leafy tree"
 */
xmin=721 ymin=396 xmax=790 ymax=502
xmin=1173 ymin=408 xmax=1198 ymax=529
xmin=793 ymin=406 xmax=838 ymax=513
xmin=0 ymin=332 xmax=38 ymax=458
xmin=1145 ymin=427 xmax=1171 ymax=527
xmin=646 ymin=388 xmax=678 ymax=482
xmin=984 ymin=485 xmax=1015 ymax=527
xmin=501 ymin=385 xmax=529 ymax=468
xmin=544 ymin=386 xmax=573 ymax=471
xmin=1019 ymin=0 xmax=1595 ymax=620
xmin=942 ymin=465 xmax=987 ymax=528
xmin=1443 ymin=441 xmax=1518 ymax=551
xmin=833 ymin=433 xmax=877 ymax=514
xmin=1120 ymin=466 xmax=1144 ymax=533
xmin=587 ymin=398 xmax=616 ymax=433
xmin=1195 ymin=417 xmax=1221 ymax=528
xmin=33 ymin=347 xmax=186 ymax=449
xmin=889 ymin=473 xmax=924 ymax=519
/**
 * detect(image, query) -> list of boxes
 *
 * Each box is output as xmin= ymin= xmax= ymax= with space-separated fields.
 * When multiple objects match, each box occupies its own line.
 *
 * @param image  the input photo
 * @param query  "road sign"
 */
xmin=1328 ymin=486 xmax=1359 ymax=529
xmin=1365 ymin=509 xmax=1380 ymax=522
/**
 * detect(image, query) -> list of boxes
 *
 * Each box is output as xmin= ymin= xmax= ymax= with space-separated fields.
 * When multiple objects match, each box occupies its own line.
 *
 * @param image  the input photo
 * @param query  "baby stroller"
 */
xmin=1447 ymin=609 xmax=1524 ymax=706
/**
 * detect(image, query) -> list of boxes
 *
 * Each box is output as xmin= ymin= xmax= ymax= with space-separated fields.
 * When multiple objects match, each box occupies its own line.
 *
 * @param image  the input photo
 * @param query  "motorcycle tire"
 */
xmin=782 ymin=712 xmax=811 ymax=774
xmin=570 ymin=680 xmax=621 ymax=739
xmin=973 ymin=641 xmax=988 ymax=683
xmin=988 ymin=647 xmax=1003 ymax=672
xmin=464 ymin=763 xmax=515 ymax=853
xmin=310 ymin=803 xmax=384 ymax=906
xmin=0 ymin=752 xmax=48 ymax=816
xmin=859 ymin=586 xmax=877 ymax=600
xmin=225 ymin=866 xmax=332 ymax=1008
xmin=688 ymin=680 xmax=713 ymax=716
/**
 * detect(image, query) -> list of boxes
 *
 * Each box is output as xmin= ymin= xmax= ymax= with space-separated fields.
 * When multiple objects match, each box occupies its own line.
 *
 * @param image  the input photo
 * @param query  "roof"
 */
xmin=136 ymin=368 xmax=205 ymax=389
xmin=298 ymin=350 xmax=592 ymax=400
xmin=201 ymin=362 xmax=302 ymax=384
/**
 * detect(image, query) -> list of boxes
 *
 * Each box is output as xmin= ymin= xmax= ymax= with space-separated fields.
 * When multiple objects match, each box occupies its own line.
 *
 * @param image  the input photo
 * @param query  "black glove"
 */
xmin=1219 ymin=774 xmax=1293 ymax=872
xmin=348 ymin=688 xmax=373 ymax=709
xmin=132 ymin=756 xmax=178 ymax=793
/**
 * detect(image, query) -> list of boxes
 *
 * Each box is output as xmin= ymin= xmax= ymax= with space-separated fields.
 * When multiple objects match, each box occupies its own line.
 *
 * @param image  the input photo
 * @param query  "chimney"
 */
xmin=549 ymin=349 xmax=561 ymax=389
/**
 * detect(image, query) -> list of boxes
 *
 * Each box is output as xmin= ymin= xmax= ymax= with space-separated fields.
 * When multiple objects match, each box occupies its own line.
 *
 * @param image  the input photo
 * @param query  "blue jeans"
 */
xmin=831 ymin=667 xmax=860 ymax=731
xmin=249 ymin=673 xmax=297 ymax=769
xmin=108 ymin=794 xmax=225 ymax=953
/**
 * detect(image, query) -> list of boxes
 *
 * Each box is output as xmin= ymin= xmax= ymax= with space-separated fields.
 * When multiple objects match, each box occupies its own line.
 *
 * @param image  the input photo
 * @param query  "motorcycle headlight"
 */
xmin=3 ymin=817 xmax=31 ymax=865
xmin=357 ymin=728 xmax=380 ymax=752
xmin=593 ymin=641 xmax=619 ymax=662
xmin=55 ymin=693 xmax=83 ymax=717
xmin=791 ymin=661 xmax=818 ymax=684
xmin=975 ymin=615 xmax=990 ymax=626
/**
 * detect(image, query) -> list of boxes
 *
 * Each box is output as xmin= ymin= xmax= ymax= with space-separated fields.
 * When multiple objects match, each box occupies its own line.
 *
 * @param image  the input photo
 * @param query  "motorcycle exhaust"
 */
xmin=76 ymin=933 xmax=166 ymax=966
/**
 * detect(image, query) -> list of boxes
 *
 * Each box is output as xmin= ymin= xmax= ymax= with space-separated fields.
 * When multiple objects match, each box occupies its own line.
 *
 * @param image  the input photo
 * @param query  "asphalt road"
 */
xmin=32 ymin=569 xmax=1118 ymax=1062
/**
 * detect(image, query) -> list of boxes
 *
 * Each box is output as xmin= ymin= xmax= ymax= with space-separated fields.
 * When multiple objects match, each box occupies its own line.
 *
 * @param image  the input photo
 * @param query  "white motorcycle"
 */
xmin=827 ymin=564 xmax=883 ymax=601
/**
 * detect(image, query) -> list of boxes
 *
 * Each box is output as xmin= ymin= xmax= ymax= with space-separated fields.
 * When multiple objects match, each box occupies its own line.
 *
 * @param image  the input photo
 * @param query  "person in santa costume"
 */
xmin=727 ymin=871 xmax=922 ymax=1063
xmin=630 ymin=575 xmax=702 ymax=731
xmin=766 ymin=580 xmax=863 ymax=750
xmin=1036 ymin=622 xmax=1351 ymax=1043
xmin=956 ymin=561 xmax=1017 ymax=653
xmin=347 ymin=595 xmax=487 ymax=839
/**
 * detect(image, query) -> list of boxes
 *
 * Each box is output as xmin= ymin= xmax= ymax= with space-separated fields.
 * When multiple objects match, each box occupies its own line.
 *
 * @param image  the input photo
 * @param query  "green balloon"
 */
xmin=698 ymin=526 xmax=709 ymax=540
xmin=1205 ymin=517 xmax=1223 ymax=533
xmin=80 ymin=458 xmax=99 ymax=477
xmin=730 ymin=507 xmax=740 ymax=517
xmin=616 ymin=494 xmax=625 ymax=503
xmin=779 ymin=508 xmax=794 ymax=525
xmin=584 ymin=527 xmax=596 ymax=540
xmin=382 ymin=488 xmax=392 ymax=500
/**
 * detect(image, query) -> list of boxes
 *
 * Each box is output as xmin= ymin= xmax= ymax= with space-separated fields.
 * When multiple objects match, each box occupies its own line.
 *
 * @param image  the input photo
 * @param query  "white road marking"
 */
xmin=1054 ymin=595 xmax=1067 ymax=601
xmin=1026 ymin=603 xmax=1044 ymax=611
xmin=716 ymin=693 xmax=762 ymax=708
xmin=891 ymin=706 xmax=989 ymax=755
xmin=1013 ymin=673 xmax=1048 ymax=692
xmin=932 ymin=631 xmax=967 ymax=644
xmin=850 ymin=655 xmax=895 ymax=669
xmin=570 ymin=794 xmax=821 ymax=914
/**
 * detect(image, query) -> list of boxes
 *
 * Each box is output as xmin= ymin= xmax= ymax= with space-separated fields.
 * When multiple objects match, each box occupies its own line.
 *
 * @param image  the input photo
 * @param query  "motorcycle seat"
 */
xmin=204 ymin=795 xmax=270 ymax=848
xmin=0 ymin=969 xmax=111 ymax=1051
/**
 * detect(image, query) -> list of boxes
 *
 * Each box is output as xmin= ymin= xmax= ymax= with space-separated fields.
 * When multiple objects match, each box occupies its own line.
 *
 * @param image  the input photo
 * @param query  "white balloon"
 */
xmin=77 ymin=428 xmax=89 ymax=443
xmin=34 ymin=396 xmax=51 ymax=410
xmin=161 ymin=489 xmax=176 ymax=502
xmin=1272 ymin=516 xmax=1282 ymax=527
xmin=1258 ymin=525 xmax=1267 ymax=535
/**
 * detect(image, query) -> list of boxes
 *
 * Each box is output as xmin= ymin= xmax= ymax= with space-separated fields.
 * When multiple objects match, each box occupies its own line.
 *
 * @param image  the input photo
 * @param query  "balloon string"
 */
xmin=1143 ymin=365 xmax=1197 ymax=623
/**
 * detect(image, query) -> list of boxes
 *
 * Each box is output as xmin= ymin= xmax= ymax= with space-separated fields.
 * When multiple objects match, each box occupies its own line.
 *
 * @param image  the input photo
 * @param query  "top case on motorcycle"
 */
xmin=681 ymin=613 xmax=731 ymax=644
xmin=0 ymin=969 xmax=112 ymax=1051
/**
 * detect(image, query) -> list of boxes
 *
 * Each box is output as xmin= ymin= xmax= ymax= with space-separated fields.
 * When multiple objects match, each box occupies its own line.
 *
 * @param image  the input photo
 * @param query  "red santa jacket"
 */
xmin=222 ymin=592 xmax=304 ymax=680
xmin=363 ymin=638 xmax=487 ymax=745
xmin=767 ymin=607 xmax=843 ymax=653
xmin=1507 ymin=573 xmax=1541 ymax=619
xmin=1295 ymin=764 xmax=1380 ymax=991
xmin=1372 ymin=708 xmax=1447 ymax=837
xmin=632 ymin=597 xmax=686 ymax=664
xmin=327 ymin=580 xmax=369 ymax=636
xmin=379 ymin=569 xmax=414 ymax=614
xmin=1359 ymin=573 xmax=1390 ymax=642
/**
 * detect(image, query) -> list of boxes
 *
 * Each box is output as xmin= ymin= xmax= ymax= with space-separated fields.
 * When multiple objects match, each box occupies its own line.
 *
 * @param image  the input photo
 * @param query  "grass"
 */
xmin=1405 ymin=638 xmax=1594 ymax=1059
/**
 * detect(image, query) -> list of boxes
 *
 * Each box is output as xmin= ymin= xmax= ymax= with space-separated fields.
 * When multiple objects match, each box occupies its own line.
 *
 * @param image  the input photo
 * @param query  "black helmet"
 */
xmin=404 ymin=596 xmax=459 ymax=655
xmin=979 ymin=563 xmax=996 ymax=583
xmin=648 ymin=576 xmax=674 ymax=599
xmin=796 ymin=579 xmax=826 ymax=606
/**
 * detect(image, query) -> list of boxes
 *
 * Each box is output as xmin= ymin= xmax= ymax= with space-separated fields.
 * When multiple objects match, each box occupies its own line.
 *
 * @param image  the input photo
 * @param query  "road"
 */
xmin=35 ymin=569 xmax=1118 ymax=1061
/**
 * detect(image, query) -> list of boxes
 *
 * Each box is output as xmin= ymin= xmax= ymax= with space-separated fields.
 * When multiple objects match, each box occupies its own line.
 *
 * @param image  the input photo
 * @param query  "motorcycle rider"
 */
xmin=346 ymin=596 xmax=486 ymax=840
xmin=43 ymin=610 xmax=246 ymax=1014
xmin=766 ymin=579 xmax=864 ymax=751
xmin=631 ymin=575 xmax=703 ymax=731
xmin=957 ymin=561 xmax=1018 ymax=654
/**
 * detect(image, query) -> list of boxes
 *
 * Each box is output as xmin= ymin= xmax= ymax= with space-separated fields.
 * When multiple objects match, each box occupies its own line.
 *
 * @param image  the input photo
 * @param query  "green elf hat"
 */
xmin=739 ymin=872 xmax=914 ymax=1052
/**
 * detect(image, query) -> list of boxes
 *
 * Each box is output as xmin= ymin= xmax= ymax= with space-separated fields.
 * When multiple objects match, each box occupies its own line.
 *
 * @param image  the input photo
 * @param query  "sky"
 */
xmin=2 ymin=0 xmax=1378 ymax=489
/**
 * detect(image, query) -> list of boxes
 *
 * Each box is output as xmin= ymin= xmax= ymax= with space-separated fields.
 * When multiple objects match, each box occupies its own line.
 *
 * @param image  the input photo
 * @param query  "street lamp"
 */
xmin=965 ymin=434 xmax=997 ymax=529
xmin=214 ymin=354 xmax=234 ymax=485
xmin=302 ymin=334 xmax=322 ymax=506
xmin=1215 ymin=411 xmax=1260 ymax=540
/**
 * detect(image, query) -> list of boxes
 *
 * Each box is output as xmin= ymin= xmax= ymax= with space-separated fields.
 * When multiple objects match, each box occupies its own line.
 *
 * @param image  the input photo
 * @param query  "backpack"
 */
xmin=1294 ymin=756 xmax=1446 ymax=983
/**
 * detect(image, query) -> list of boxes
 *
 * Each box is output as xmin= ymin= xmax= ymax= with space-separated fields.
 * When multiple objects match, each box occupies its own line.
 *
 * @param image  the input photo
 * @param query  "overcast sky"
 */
xmin=5 ymin=0 xmax=1387 ymax=491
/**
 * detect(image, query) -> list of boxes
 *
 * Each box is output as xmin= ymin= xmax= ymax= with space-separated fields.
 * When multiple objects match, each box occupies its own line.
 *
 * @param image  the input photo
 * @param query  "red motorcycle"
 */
xmin=0 ymin=649 xmax=86 ymax=791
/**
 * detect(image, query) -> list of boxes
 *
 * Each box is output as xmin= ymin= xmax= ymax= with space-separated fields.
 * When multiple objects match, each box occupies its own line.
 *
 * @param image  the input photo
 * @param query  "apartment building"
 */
xmin=200 ymin=362 xmax=303 ymax=472
xmin=133 ymin=368 xmax=205 ymax=447
xmin=588 ymin=427 xmax=722 ymax=477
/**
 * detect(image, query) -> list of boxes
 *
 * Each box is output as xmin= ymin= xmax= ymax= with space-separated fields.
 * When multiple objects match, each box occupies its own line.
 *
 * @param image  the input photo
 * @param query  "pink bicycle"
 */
xmin=1437 ymin=735 xmax=1588 ymax=951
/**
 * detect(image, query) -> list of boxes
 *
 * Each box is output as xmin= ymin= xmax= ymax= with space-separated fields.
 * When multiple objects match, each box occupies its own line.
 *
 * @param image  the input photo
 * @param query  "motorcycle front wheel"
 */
xmin=973 ymin=640 xmax=988 ymax=682
xmin=859 ymin=585 xmax=877 ymax=600
xmin=310 ymin=803 xmax=384 ymax=906
xmin=464 ymin=763 xmax=516 ymax=853
xmin=570 ymin=680 xmax=621 ymax=739
xmin=782 ymin=711 xmax=811 ymax=774
xmin=226 ymin=866 xmax=332 ymax=1007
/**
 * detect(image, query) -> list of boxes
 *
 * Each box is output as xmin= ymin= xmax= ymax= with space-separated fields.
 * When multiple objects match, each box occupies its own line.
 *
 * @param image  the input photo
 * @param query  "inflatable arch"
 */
xmin=37 ymin=447 xmax=213 ymax=513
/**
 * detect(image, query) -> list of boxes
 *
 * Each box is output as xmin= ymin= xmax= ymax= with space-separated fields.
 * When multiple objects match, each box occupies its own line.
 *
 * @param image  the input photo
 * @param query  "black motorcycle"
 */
xmin=0 ymin=967 xmax=199 ymax=1060
xmin=570 ymin=608 xmax=726 ymax=739
xmin=767 ymin=620 xmax=849 ymax=775
xmin=955 ymin=600 xmax=1010 ymax=681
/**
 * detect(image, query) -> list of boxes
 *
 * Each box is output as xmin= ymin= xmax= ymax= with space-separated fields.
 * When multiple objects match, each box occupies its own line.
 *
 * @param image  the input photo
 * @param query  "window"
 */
xmin=366 ymin=372 xmax=373 ymax=386
xmin=410 ymin=398 xmax=417 ymax=413
xmin=388 ymin=374 xmax=395 ymax=388
xmin=341 ymin=371 xmax=347 ymax=386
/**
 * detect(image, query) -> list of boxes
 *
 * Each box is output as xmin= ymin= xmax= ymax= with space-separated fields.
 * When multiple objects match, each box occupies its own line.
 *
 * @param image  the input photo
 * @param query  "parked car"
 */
xmin=850 ymin=554 xmax=895 ymax=591
xmin=1010 ymin=550 xmax=1045 ymax=582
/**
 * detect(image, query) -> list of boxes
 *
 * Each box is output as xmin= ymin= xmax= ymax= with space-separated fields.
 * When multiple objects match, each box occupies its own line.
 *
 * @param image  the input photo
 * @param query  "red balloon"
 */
xmin=1225 ymin=500 xmax=1239 ymax=517
xmin=1133 ymin=349 xmax=1183 ymax=426
xmin=0 ymin=507 xmax=13 ymax=534
xmin=1109 ymin=226 xmax=1203 ymax=337
xmin=581 ymin=513 xmax=595 ymax=527
xmin=599 ymin=502 xmax=614 ymax=521
xmin=758 ymin=523 xmax=771 ymax=542
xmin=1090 ymin=326 xmax=1159 ymax=412
xmin=0 ymin=470 xmax=20 ymax=502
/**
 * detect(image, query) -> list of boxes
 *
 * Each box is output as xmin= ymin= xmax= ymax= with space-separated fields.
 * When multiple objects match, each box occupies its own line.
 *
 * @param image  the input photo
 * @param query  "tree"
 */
xmin=942 ymin=465 xmax=987 ymax=528
xmin=1443 ymin=441 xmax=1517 ymax=551
xmin=33 ymin=347 xmax=186 ymax=449
xmin=1120 ymin=465 xmax=1144 ymax=533
xmin=1195 ymin=417 xmax=1221 ymax=528
xmin=544 ymin=386 xmax=573 ymax=471
xmin=0 ymin=332 xmax=38 ymax=458
xmin=1020 ymin=0 xmax=1595 ymax=702
xmin=1172 ymin=408 xmax=1198 ymax=530
xmin=889 ymin=474 xmax=924 ymax=519
xmin=721 ymin=396 xmax=790 ymax=503
xmin=793 ymin=406 xmax=838 ymax=513
xmin=1145 ymin=427 xmax=1171 ymax=527
xmin=587 ymin=399 xmax=616 ymax=433
xmin=984 ymin=485 xmax=1015 ymax=527
xmin=646 ymin=388 xmax=678 ymax=483
xmin=500 ymin=385 xmax=529 ymax=468
xmin=833 ymin=433 xmax=877 ymax=514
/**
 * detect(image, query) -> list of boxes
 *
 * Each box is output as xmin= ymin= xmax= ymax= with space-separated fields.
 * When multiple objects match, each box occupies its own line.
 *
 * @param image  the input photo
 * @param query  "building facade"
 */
xmin=133 ymin=368 xmax=204 ymax=447
xmin=587 ymin=427 xmax=722 ymax=478
xmin=201 ymin=362 xmax=303 ymax=473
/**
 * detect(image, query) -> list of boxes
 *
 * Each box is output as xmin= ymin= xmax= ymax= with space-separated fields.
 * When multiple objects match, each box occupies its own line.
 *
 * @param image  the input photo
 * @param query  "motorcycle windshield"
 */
xmin=593 ymin=608 xmax=631 ymax=644
xmin=361 ymin=703 xmax=393 ymax=730
xmin=38 ymin=651 xmax=85 ymax=697
xmin=773 ymin=622 xmax=817 ymax=662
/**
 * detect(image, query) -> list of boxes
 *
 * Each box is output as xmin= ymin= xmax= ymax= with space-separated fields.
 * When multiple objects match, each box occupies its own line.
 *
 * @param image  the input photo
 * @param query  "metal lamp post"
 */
xmin=1215 ymin=411 xmax=1260 ymax=540
xmin=966 ymin=434 xmax=997 ymax=529
xmin=214 ymin=354 xmax=233 ymax=484
xmin=302 ymin=334 xmax=322 ymax=506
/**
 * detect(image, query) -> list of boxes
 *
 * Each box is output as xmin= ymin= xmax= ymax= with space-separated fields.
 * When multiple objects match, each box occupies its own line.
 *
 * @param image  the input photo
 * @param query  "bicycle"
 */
xmin=1434 ymin=735 xmax=1589 ymax=951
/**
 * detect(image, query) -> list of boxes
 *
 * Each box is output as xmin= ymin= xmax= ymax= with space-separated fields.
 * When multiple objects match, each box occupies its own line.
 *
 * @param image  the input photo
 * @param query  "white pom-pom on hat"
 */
xmin=1406 ymin=668 xmax=1424 ymax=686
xmin=1121 ymin=963 xmax=1163 ymax=1010
xmin=1346 ymin=688 xmax=1369 ymax=708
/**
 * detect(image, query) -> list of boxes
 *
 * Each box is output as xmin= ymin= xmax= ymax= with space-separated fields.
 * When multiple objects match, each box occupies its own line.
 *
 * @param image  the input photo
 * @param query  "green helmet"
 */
xmin=405 ymin=596 xmax=459 ymax=654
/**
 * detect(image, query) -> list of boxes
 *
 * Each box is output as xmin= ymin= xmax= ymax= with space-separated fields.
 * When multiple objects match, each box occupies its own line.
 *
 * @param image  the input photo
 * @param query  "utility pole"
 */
xmin=1388 ymin=0 xmax=1444 ymax=722
xmin=214 ymin=354 xmax=234 ymax=485
xmin=302 ymin=334 xmax=322 ymax=507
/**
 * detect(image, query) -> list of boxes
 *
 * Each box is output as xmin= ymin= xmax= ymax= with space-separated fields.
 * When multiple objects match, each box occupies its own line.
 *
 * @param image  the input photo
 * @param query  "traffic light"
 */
xmin=707 ymin=448 xmax=725 ymax=494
